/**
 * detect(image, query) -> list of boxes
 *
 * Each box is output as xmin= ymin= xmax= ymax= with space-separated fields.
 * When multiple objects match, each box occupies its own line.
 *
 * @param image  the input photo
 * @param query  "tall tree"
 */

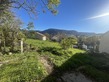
xmin=27 ymin=22 xmax=34 ymax=30
xmin=0 ymin=13 xmax=25 ymax=53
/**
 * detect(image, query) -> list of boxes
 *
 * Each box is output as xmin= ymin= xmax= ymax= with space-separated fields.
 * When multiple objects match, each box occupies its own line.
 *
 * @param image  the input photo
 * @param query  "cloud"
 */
xmin=86 ymin=13 xmax=109 ymax=20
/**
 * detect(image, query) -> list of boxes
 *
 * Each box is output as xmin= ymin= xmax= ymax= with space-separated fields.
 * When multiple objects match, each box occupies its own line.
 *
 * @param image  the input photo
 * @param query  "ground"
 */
xmin=0 ymin=39 xmax=109 ymax=82
xmin=61 ymin=72 xmax=92 ymax=82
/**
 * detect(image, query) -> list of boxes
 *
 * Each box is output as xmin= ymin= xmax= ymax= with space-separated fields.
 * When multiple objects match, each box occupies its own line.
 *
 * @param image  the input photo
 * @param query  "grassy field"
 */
xmin=25 ymin=39 xmax=60 ymax=48
xmin=0 ymin=39 xmax=109 ymax=82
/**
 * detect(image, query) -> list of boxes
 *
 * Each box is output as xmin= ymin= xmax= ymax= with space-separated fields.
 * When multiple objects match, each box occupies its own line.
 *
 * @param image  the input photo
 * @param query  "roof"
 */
xmin=36 ymin=32 xmax=46 ymax=37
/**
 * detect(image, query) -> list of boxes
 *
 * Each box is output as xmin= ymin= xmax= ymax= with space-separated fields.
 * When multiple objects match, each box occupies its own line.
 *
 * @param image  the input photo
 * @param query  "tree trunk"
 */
xmin=10 ymin=41 xmax=14 ymax=52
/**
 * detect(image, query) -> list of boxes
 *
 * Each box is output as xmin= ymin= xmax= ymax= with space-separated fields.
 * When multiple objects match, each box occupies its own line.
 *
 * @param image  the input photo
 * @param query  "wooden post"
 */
xmin=21 ymin=38 xmax=23 ymax=53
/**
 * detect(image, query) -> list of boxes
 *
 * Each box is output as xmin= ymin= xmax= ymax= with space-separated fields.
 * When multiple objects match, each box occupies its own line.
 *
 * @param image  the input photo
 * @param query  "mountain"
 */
xmin=41 ymin=28 xmax=97 ymax=37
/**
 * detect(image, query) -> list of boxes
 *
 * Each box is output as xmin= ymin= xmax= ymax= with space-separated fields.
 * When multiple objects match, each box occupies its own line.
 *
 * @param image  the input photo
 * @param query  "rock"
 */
xmin=39 ymin=56 xmax=54 ymax=74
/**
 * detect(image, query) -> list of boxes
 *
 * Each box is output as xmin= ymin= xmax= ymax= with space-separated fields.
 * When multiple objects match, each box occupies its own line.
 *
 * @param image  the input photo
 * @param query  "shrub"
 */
xmin=38 ymin=47 xmax=72 ymax=56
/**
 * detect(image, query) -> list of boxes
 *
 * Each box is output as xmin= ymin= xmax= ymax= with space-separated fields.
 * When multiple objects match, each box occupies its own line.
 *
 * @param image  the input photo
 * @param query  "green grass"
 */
xmin=25 ymin=39 xmax=60 ymax=48
xmin=55 ymin=53 xmax=109 ymax=82
xmin=39 ymin=48 xmax=85 ymax=67
xmin=1 ymin=39 xmax=109 ymax=82
xmin=35 ymin=39 xmax=85 ymax=67
xmin=0 ymin=53 xmax=23 ymax=62
xmin=40 ymin=51 xmax=109 ymax=82
xmin=0 ymin=52 xmax=47 ymax=82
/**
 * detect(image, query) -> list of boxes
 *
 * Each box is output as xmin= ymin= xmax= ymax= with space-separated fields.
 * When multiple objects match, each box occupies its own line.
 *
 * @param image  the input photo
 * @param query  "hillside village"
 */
xmin=1 ymin=0 xmax=109 ymax=82
xmin=25 ymin=29 xmax=102 ymax=53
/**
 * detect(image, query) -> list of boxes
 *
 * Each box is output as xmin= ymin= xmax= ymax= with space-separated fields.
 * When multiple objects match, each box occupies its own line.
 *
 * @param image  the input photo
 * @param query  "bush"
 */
xmin=60 ymin=37 xmax=77 ymax=49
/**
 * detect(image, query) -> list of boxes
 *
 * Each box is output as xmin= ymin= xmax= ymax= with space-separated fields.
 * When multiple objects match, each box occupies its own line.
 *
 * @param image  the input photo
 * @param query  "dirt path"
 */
xmin=39 ymin=56 xmax=54 ymax=74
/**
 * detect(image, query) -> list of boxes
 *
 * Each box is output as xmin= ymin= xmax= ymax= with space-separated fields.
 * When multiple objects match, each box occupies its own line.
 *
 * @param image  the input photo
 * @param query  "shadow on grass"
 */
xmin=41 ymin=52 xmax=109 ymax=82
xmin=38 ymin=47 xmax=72 ymax=56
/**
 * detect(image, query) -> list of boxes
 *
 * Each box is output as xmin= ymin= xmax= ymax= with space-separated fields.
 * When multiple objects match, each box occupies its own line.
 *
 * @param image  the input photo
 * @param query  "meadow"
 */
xmin=0 ymin=39 xmax=109 ymax=82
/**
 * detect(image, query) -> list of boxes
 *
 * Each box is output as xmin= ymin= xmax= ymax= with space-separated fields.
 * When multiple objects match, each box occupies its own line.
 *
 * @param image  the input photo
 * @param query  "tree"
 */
xmin=60 ymin=37 xmax=77 ymax=49
xmin=0 ymin=0 xmax=60 ymax=17
xmin=27 ymin=22 xmax=34 ymax=30
xmin=79 ymin=36 xmax=100 ymax=52
xmin=0 ymin=0 xmax=60 ymax=53
xmin=0 ymin=13 xmax=25 ymax=53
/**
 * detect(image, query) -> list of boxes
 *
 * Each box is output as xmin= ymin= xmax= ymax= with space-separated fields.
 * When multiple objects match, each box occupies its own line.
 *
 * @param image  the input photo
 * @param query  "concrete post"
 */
xmin=21 ymin=38 xmax=23 ymax=53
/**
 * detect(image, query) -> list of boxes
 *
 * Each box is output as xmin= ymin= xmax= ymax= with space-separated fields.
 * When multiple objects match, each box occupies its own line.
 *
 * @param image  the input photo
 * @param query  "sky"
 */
xmin=14 ymin=0 xmax=109 ymax=33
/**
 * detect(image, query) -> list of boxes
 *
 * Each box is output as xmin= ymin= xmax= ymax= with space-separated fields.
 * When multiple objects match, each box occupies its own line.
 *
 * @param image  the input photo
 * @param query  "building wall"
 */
xmin=36 ymin=32 xmax=46 ymax=41
xmin=42 ymin=36 xmax=46 ymax=41
xmin=82 ymin=44 xmax=87 ymax=50
xmin=99 ymin=32 xmax=109 ymax=54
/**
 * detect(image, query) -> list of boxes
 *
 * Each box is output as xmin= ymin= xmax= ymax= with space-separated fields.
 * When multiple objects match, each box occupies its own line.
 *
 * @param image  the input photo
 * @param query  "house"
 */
xmin=82 ymin=43 xmax=88 ymax=50
xmin=36 ymin=32 xmax=46 ymax=41
xmin=99 ymin=31 xmax=109 ymax=54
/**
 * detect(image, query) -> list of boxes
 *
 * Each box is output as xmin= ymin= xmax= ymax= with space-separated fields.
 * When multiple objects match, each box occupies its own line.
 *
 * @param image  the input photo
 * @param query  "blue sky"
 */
xmin=14 ymin=0 xmax=109 ymax=33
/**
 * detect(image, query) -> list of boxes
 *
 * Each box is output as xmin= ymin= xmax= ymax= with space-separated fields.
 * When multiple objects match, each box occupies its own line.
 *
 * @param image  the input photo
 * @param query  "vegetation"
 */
xmin=0 ymin=0 xmax=60 ymax=17
xmin=0 ymin=0 xmax=108 ymax=82
xmin=40 ymin=49 xmax=109 ymax=82
xmin=27 ymin=22 xmax=34 ymax=30
xmin=0 ymin=0 xmax=61 ymax=53
xmin=0 ymin=14 xmax=25 ymax=53
xmin=60 ymin=37 xmax=77 ymax=49
xmin=25 ymin=39 xmax=60 ymax=48
xmin=0 ymin=52 xmax=47 ymax=82
xmin=78 ymin=35 xmax=100 ymax=52
xmin=1 ymin=39 xmax=109 ymax=82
